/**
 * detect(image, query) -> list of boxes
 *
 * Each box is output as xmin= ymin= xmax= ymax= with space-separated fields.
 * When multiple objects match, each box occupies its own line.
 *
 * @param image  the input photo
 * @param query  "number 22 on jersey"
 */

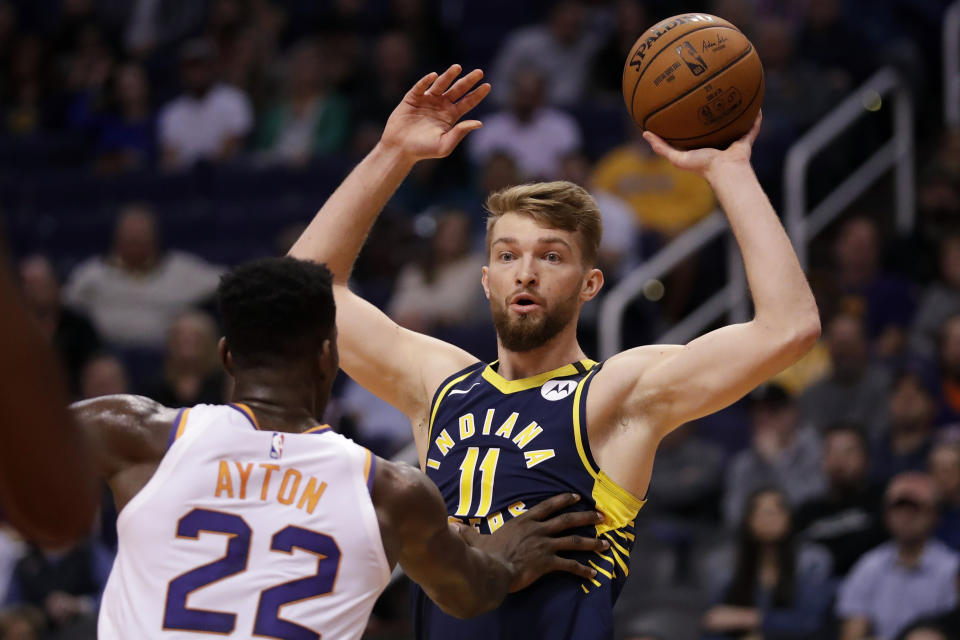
xmin=162 ymin=508 xmax=340 ymax=639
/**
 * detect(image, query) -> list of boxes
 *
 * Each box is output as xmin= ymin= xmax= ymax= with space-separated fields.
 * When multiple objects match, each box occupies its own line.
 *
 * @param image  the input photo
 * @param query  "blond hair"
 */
xmin=485 ymin=181 xmax=602 ymax=267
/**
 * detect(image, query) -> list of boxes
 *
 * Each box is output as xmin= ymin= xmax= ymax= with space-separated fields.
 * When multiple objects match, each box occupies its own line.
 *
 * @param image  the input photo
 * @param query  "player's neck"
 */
xmin=495 ymin=329 xmax=587 ymax=380
xmin=230 ymin=372 xmax=324 ymax=433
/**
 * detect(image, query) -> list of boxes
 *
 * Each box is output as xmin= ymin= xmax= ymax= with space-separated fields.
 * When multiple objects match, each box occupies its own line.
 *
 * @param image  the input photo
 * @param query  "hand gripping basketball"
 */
xmin=643 ymin=110 xmax=762 ymax=177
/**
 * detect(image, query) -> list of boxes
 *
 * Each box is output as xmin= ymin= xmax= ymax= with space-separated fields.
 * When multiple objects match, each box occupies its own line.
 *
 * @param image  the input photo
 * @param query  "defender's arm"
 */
xmin=598 ymin=114 xmax=820 ymax=434
xmin=372 ymin=459 xmax=607 ymax=618
xmin=0 ymin=252 xmax=97 ymax=544
xmin=70 ymin=395 xmax=178 ymax=511
xmin=289 ymin=66 xmax=489 ymax=458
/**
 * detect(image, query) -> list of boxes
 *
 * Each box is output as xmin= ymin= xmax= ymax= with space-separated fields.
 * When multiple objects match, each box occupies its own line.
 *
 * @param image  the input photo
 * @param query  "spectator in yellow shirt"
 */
xmin=591 ymin=125 xmax=716 ymax=238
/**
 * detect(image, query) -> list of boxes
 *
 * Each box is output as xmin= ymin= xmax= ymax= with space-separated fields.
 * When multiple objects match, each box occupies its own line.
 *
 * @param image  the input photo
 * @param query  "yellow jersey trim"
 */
xmin=174 ymin=408 xmax=191 ymax=440
xmin=571 ymin=366 xmax=646 ymax=534
xmin=363 ymin=448 xmax=373 ymax=485
xmin=303 ymin=424 xmax=331 ymax=434
xmin=572 ymin=369 xmax=600 ymax=479
xmin=480 ymin=359 xmax=597 ymax=394
xmin=232 ymin=403 xmax=260 ymax=429
xmin=428 ymin=371 xmax=474 ymax=440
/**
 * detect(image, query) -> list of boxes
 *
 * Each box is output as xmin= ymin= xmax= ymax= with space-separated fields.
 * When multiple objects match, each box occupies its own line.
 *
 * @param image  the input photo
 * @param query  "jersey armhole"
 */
xmin=427 ymin=361 xmax=484 ymax=440
xmin=363 ymin=448 xmax=376 ymax=494
xmin=165 ymin=408 xmax=191 ymax=451
xmin=573 ymin=363 xmax=646 ymax=531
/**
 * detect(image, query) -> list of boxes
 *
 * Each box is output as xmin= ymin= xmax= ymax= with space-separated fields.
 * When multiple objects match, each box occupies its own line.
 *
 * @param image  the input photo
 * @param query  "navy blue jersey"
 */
xmin=412 ymin=359 xmax=645 ymax=640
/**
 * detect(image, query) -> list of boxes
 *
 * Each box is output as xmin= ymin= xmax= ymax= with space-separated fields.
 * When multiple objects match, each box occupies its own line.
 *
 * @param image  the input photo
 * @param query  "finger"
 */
xmin=438 ymin=120 xmax=483 ymax=156
xmin=455 ymin=82 xmax=491 ymax=116
xmin=743 ymin=109 xmax=762 ymax=145
xmin=552 ymin=557 xmax=598 ymax=581
xmin=642 ymin=130 xmax=684 ymax=163
xmin=427 ymin=63 xmax=462 ymax=95
xmin=551 ymin=535 xmax=611 ymax=553
xmin=444 ymin=68 xmax=484 ymax=102
xmin=522 ymin=493 xmax=581 ymax=521
xmin=450 ymin=521 xmax=480 ymax=545
xmin=539 ymin=509 xmax=604 ymax=535
xmin=410 ymin=71 xmax=439 ymax=96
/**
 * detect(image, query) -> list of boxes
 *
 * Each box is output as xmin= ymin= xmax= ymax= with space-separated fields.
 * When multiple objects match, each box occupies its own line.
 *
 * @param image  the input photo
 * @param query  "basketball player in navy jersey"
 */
xmin=289 ymin=65 xmax=820 ymax=639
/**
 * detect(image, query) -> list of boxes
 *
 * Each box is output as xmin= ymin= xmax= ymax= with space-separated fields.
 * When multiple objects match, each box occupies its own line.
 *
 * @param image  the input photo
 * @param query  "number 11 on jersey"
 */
xmin=454 ymin=447 xmax=500 ymax=518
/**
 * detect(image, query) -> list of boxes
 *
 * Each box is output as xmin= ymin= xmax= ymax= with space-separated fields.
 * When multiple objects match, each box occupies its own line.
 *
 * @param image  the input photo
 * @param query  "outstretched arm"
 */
xmin=289 ymin=66 xmax=491 ymax=461
xmin=597 ymin=114 xmax=820 ymax=439
xmin=0 ymin=251 xmax=97 ymax=544
xmin=373 ymin=459 xmax=607 ymax=618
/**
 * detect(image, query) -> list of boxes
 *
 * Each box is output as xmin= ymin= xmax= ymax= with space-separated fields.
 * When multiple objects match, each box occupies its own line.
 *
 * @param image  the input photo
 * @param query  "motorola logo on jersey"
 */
xmin=541 ymin=380 xmax=576 ymax=401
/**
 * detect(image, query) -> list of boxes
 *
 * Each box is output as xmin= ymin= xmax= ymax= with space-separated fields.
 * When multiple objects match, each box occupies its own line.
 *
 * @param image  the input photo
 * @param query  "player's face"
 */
xmin=482 ymin=213 xmax=602 ymax=352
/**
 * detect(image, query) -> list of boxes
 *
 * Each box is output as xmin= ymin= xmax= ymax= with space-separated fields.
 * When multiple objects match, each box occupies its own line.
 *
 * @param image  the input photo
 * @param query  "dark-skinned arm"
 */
xmin=372 ymin=459 xmax=607 ymax=618
xmin=0 ymin=251 xmax=96 ymax=545
xmin=69 ymin=395 xmax=178 ymax=512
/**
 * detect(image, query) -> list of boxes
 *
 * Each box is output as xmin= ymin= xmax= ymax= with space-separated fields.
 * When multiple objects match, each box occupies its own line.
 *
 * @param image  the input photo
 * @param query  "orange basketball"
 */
xmin=622 ymin=13 xmax=764 ymax=150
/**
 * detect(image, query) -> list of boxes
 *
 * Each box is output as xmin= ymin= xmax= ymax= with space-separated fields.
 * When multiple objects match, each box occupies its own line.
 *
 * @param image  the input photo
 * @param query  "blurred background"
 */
xmin=0 ymin=0 xmax=959 ymax=638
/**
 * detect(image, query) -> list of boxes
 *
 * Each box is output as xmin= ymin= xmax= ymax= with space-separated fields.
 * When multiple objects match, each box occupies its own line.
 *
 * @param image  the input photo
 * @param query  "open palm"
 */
xmin=381 ymin=64 xmax=491 ymax=161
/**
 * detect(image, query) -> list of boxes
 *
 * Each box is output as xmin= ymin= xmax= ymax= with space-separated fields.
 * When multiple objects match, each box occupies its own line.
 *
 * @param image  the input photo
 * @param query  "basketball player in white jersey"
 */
xmin=70 ymin=257 xmax=609 ymax=639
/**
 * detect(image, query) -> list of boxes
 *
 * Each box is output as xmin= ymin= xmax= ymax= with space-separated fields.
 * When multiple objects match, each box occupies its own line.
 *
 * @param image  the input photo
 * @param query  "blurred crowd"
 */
xmin=1 ymin=0 xmax=960 ymax=638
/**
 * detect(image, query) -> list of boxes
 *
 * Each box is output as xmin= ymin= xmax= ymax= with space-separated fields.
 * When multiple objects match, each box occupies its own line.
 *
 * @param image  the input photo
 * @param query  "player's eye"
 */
xmin=499 ymin=252 xmax=514 ymax=262
xmin=545 ymin=252 xmax=561 ymax=263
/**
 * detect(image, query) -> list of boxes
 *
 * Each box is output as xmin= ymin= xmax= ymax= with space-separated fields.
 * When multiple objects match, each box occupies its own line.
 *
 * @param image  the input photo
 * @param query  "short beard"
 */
xmin=490 ymin=287 xmax=581 ymax=352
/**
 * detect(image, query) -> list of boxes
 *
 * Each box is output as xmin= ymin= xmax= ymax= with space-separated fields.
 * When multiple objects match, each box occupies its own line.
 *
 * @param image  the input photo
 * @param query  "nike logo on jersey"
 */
xmin=540 ymin=380 xmax=576 ymax=400
xmin=448 ymin=382 xmax=481 ymax=397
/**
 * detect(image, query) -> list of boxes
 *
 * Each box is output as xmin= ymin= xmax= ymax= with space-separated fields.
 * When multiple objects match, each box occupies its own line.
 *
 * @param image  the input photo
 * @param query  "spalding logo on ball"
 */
xmin=622 ymin=13 xmax=764 ymax=150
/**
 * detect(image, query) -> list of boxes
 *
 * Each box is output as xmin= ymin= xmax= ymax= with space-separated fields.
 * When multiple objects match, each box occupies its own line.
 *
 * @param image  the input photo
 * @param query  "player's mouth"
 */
xmin=509 ymin=292 xmax=543 ymax=314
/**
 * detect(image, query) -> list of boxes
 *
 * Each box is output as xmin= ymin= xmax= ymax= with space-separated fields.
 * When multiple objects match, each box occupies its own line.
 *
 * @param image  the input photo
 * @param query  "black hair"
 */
xmin=217 ymin=257 xmax=335 ymax=367
xmin=725 ymin=487 xmax=797 ymax=609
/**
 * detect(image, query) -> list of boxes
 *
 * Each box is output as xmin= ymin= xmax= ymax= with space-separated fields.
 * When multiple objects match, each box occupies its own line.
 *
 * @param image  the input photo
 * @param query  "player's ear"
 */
xmin=218 ymin=337 xmax=234 ymax=375
xmin=580 ymin=268 xmax=603 ymax=302
xmin=481 ymin=265 xmax=490 ymax=299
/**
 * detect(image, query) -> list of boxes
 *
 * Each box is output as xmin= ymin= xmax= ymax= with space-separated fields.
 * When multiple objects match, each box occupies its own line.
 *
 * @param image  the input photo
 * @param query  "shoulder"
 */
xmin=67 ymin=256 xmax=108 ymax=281
xmin=592 ymin=344 xmax=683 ymax=403
xmin=71 ymin=395 xmax=179 ymax=466
xmin=160 ymin=97 xmax=189 ymax=120
xmin=846 ymin=542 xmax=894 ymax=578
xmin=211 ymin=84 xmax=251 ymax=108
xmin=372 ymin=459 xmax=445 ymax=533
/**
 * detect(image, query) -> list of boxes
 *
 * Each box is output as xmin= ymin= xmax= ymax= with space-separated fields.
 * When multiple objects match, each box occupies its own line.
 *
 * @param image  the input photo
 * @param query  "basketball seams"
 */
xmin=660 ymin=69 xmax=763 ymax=144
xmin=639 ymin=43 xmax=757 ymax=132
xmin=628 ymin=24 xmax=746 ymax=119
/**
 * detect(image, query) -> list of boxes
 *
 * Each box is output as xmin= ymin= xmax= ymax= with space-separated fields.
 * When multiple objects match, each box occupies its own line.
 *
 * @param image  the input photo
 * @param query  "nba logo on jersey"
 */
xmin=540 ymin=379 xmax=576 ymax=401
xmin=269 ymin=432 xmax=284 ymax=459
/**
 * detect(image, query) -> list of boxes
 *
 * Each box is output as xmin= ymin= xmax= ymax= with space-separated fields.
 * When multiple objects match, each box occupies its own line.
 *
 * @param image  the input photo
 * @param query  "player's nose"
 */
xmin=515 ymin=259 xmax=538 ymax=287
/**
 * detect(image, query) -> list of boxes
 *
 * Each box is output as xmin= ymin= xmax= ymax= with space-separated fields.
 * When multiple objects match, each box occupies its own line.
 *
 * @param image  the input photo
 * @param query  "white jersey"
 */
xmin=99 ymin=403 xmax=390 ymax=639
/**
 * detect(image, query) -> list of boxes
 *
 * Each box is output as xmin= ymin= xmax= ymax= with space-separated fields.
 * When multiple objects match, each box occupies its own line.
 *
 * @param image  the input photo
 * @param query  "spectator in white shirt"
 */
xmin=469 ymin=68 xmax=581 ymax=181
xmin=64 ymin=204 xmax=224 ymax=348
xmin=159 ymin=38 xmax=253 ymax=170
xmin=490 ymin=0 xmax=603 ymax=106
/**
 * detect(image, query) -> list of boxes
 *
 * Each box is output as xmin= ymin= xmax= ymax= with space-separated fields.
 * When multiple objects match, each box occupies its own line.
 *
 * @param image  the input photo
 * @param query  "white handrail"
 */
xmin=946 ymin=1 xmax=960 ymax=127
xmin=599 ymin=211 xmax=727 ymax=357
xmin=785 ymin=67 xmax=914 ymax=268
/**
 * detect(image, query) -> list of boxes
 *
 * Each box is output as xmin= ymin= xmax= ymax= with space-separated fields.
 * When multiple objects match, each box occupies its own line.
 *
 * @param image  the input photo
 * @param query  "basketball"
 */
xmin=622 ymin=13 xmax=764 ymax=150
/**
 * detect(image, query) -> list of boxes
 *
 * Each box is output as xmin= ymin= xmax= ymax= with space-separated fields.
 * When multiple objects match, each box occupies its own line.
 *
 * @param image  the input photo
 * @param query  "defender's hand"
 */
xmin=380 ymin=64 xmax=491 ymax=161
xmin=453 ymin=493 xmax=610 ymax=592
xmin=643 ymin=111 xmax=762 ymax=178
